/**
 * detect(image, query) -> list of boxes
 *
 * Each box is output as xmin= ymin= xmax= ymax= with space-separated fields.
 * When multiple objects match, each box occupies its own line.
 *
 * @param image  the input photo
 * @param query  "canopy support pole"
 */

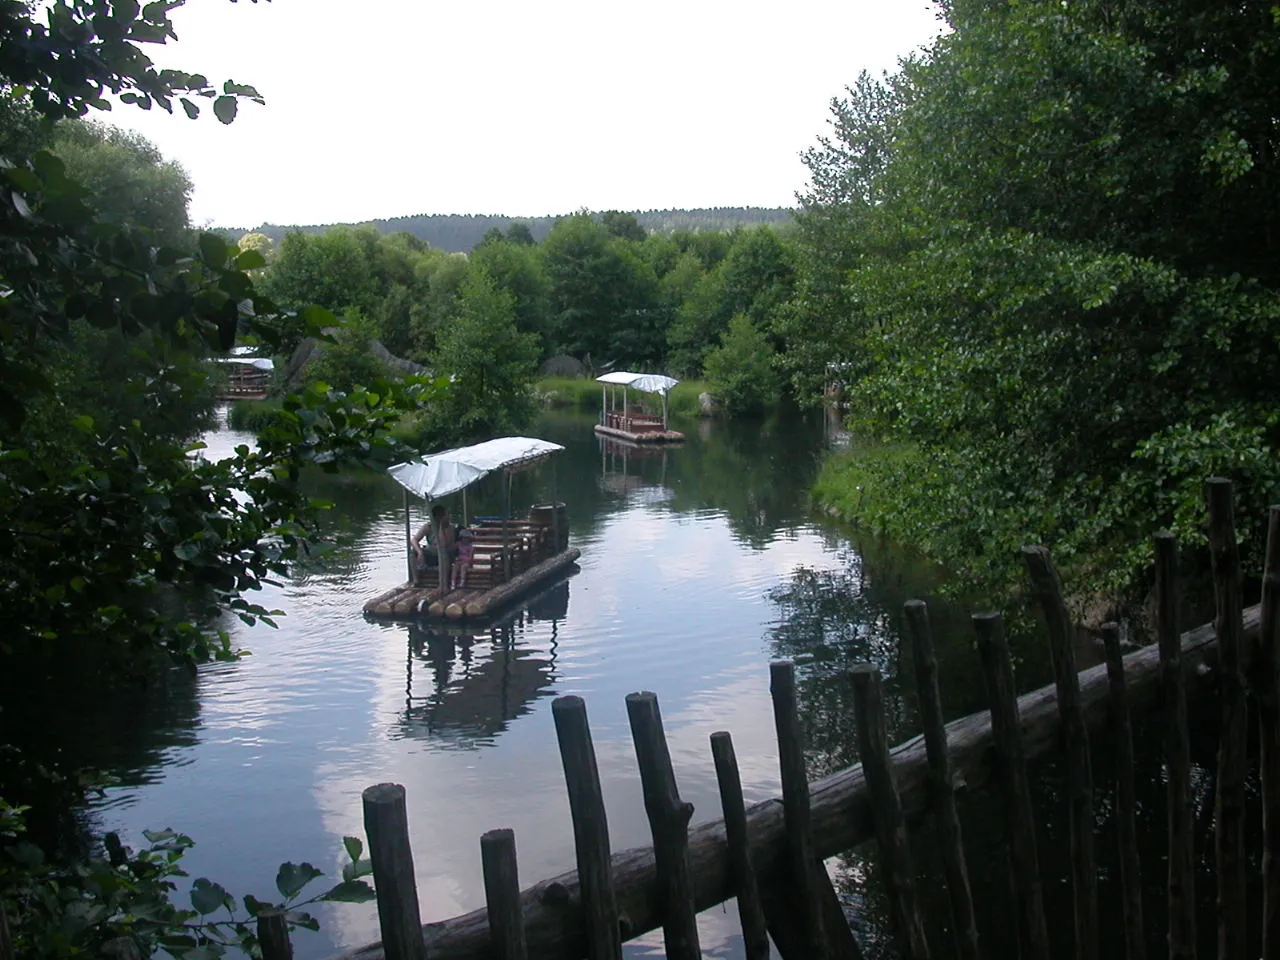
xmin=601 ymin=383 xmax=606 ymax=426
xmin=404 ymin=488 xmax=413 ymax=582
xmin=436 ymin=499 xmax=447 ymax=597
xmin=462 ymin=488 xmax=468 ymax=527
xmin=502 ymin=471 xmax=512 ymax=583
xmin=662 ymin=390 xmax=669 ymax=430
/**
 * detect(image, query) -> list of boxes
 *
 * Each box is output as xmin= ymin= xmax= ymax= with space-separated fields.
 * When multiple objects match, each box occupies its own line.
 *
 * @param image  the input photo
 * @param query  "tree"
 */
xmin=0 ymin=0 xmax=433 ymax=675
xmin=49 ymin=120 xmax=193 ymax=248
xmin=788 ymin=0 xmax=1280 ymax=593
xmin=431 ymin=270 xmax=540 ymax=440
xmin=506 ymin=221 xmax=535 ymax=245
xmin=704 ymin=314 xmax=780 ymax=416
xmin=668 ymin=227 xmax=795 ymax=376
xmin=541 ymin=213 xmax=659 ymax=365
xmin=469 ymin=236 xmax=553 ymax=351
xmin=600 ymin=210 xmax=647 ymax=242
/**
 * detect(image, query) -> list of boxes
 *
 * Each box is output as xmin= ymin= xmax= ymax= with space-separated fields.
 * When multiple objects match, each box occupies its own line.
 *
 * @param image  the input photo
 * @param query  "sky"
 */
xmin=108 ymin=0 xmax=945 ymax=229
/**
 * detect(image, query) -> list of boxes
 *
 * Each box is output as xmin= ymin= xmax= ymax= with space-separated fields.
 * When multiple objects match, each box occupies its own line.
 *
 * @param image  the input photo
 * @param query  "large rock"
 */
xmin=539 ymin=354 xmax=585 ymax=378
xmin=698 ymin=391 xmax=717 ymax=416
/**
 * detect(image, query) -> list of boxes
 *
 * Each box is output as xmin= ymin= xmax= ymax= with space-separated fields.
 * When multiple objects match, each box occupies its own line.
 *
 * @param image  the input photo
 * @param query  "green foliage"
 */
xmin=226 ymin=399 xmax=285 ymax=433
xmin=792 ymin=0 xmax=1280 ymax=597
xmin=430 ymin=270 xmax=540 ymax=441
xmin=703 ymin=314 xmax=780 ymax=417
xmin=50 ymin=120 xmax=193 ymax=248
xmin=0 ymin=802 xmax=374 ymax=958
xmin=303 ymin=312 xmax=391 ymax=394
xmin=541 ymin=214 xmax=662 ymax=366
xmin=668 ymin=227 xmax=796 ymax=377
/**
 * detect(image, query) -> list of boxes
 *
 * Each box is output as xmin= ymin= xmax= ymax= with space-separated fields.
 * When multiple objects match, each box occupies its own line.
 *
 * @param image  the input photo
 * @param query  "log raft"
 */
xmin=593 ymin=423 xmax=685 ymax=444
xmin=332 ymin=603 xmax=1261 ymax=960
xmin=363 ymin=550 xmax=581 ymax=621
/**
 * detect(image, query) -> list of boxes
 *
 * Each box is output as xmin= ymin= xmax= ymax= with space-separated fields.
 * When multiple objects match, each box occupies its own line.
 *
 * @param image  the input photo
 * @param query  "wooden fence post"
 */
xmin=972 ymin=612 xmax=1050 ymax=960
xmin=850 ymin=664 xmax=930 ymax=960
xmin=626 ymin=691 xmax=701 ymax=960
xmin=1261 ymin=505 xmax=1280 ymax=960
xmin=362 ymin=783 xmax=426 ymax=960
xmin=257 ymin=908 xmax=293 ymax=960
xmin=1101 ymin=622 xmax=1145 ymax=960
xmin=710 ymin=731 xmax=771 ymax=960
xmin=1206 ymin=478 xmax=1247 ymax=960
xmin=769 ymin=660 xmax=828 ymax=959
xmin=904 ymin=600 xmax=981 ymax=960
xmin=1155 ymin=531 xmax=1196 ymax=960
xmin=1021 ymin=546 xmax=1097 ymax=960
xmin=481 ymin=828 xmax=528 ymax=960
xmin=552 ymin=695 xmax=623 ymax=960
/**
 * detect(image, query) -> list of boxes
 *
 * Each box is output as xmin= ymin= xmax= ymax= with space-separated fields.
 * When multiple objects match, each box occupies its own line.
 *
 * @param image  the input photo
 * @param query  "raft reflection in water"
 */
xmin=397 ymin=580 xmax=569 ymax=747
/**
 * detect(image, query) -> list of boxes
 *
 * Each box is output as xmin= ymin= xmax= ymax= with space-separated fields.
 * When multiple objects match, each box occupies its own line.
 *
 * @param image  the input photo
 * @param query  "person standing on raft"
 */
xmin=411 ymin=504 xmax=457 ymax=584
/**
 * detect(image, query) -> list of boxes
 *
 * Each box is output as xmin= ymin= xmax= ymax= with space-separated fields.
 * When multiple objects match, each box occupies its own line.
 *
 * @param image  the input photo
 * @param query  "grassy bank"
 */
xmin=535 ymin=377 xmax=710 ymax=417
xmin=227 ymin=398 xmax=286 ymax=432
xmin=813 ymin=439 xmax=1077 ymax=597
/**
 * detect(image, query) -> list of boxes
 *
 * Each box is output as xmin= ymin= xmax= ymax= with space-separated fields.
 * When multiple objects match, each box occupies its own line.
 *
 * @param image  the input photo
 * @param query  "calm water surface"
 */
xmin=73 ymin=407 xmax=1009 ymax=958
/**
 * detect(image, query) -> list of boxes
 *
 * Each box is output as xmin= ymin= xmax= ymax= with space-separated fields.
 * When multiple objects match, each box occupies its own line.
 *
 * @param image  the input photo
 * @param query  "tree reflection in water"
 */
xmin=398 ymin=580 xmax=570 ymax=748
xmin=765 ymin=548 xmax=1249 ymax=960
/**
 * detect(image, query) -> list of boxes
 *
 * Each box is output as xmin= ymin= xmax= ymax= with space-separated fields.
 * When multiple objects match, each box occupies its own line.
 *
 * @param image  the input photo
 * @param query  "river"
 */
xmin=40 ymin=405 xmax=1205 ymax=958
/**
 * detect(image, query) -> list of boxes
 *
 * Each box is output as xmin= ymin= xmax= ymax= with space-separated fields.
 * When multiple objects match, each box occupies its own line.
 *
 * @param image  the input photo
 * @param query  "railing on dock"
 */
xmin=254 ymin=479 xmax=1279 ymax=960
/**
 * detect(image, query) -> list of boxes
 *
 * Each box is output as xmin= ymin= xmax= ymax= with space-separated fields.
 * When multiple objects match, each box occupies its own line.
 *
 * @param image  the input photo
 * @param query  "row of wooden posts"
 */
xmin=255 ymin=480 xmax=1278 ymax=959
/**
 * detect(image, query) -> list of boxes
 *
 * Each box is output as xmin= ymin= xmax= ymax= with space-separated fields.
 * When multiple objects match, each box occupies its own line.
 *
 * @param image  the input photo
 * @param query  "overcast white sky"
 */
xmin=108 ymin=0 xmax=944 ymax=228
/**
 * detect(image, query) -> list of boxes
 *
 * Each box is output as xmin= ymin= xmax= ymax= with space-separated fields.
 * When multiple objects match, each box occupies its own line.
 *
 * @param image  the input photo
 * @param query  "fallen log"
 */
xmin=332 ymin=604 xmax=1261 ymax=960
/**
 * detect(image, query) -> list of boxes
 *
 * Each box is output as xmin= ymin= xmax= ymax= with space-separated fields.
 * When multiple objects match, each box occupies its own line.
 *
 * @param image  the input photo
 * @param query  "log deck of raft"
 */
xmin=363 ymin=437 xmax=581 ymax=622
xmin=594 ymin=371 xmax=685 ymax=443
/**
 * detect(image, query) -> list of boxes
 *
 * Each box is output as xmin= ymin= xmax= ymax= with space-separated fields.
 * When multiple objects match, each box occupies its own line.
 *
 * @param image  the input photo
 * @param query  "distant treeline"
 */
xmin=219 ymin=207 xmax=794 ymax=253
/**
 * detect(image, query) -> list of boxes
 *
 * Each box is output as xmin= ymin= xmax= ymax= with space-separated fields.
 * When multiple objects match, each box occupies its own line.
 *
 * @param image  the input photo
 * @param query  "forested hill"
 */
xmin=224 ymin=207 xmax=794 ymax=252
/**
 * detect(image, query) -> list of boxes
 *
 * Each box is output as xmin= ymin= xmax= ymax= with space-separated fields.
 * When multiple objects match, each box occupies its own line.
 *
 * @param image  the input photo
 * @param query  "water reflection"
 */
xmin=398 ymin=582 xmax=571 ymax=747
xmin=46 ymin=405 xmax=993 ymax=960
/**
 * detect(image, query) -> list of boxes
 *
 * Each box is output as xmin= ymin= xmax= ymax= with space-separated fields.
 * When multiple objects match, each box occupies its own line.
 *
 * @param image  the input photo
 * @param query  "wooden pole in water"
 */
xmin=972 ymin=612 xmax=1050 ymax=960
xmin=769 ymin=660 xmax=828 ymax=959
xmin=1206 ymin=478 xmax=1247 ymax=960
xmin=552 ymin=696 xmax=623 ymax=960
xmin=362 ymin=783 xmax=426 ymax=960
xmin=626 ymin=692 xmax=701 ymax=960
xmin=481 ymin=829 xmax=528 ymax=960
xmin=1101 ymin=622 xmax=1145 ymax=960
xmin=1155 ymin=531 xmax=1196 ymax=960
xmin=903 ymin=600 xmax=980 ymax=960
xmin=710 ymin=731 xmax=771 ymax=960
xmin=850 ymin=664 xmax=930 ymax=960
xmin=1260 ymin=505 xmax=1280 ymax=960
xmin=1021 ymin=546 xmax=1097 ymax=960
xmin=257 ymin=909 xmax=293 ymax=960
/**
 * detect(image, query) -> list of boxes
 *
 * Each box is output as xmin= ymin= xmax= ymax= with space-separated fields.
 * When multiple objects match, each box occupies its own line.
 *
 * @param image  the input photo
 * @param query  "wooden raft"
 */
xmin=594 ymin=423 xmax=685 ymax=444
xmin=363 ymin=549 xmax=581 ymax=621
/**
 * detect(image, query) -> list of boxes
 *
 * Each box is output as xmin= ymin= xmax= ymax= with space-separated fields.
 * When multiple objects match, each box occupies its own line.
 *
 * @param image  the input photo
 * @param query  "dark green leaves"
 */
xmin=320 ymin=880 xmax=376 ymax=903
xmin=190 ymin=878 xmax=233 ymax=915
xmin=275 ymin=861 xmax=323 ymax=900
xmin=213 ymin=96 xmax=237 ymax=124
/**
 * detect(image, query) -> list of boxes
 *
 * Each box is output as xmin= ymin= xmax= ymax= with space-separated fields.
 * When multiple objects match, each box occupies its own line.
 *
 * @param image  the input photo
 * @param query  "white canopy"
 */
xmin=388 ymin=437 xmax=564 ymax=501
xmin=215 ymin=357 xmax=274 ymax=371
xmin=595 ymin=371 xmax=679 ymax=395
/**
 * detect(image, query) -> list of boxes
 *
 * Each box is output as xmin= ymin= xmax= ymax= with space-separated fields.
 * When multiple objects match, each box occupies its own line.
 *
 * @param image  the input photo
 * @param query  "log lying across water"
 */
xmin=334 ymin=605 xmax=1261 ymax=960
